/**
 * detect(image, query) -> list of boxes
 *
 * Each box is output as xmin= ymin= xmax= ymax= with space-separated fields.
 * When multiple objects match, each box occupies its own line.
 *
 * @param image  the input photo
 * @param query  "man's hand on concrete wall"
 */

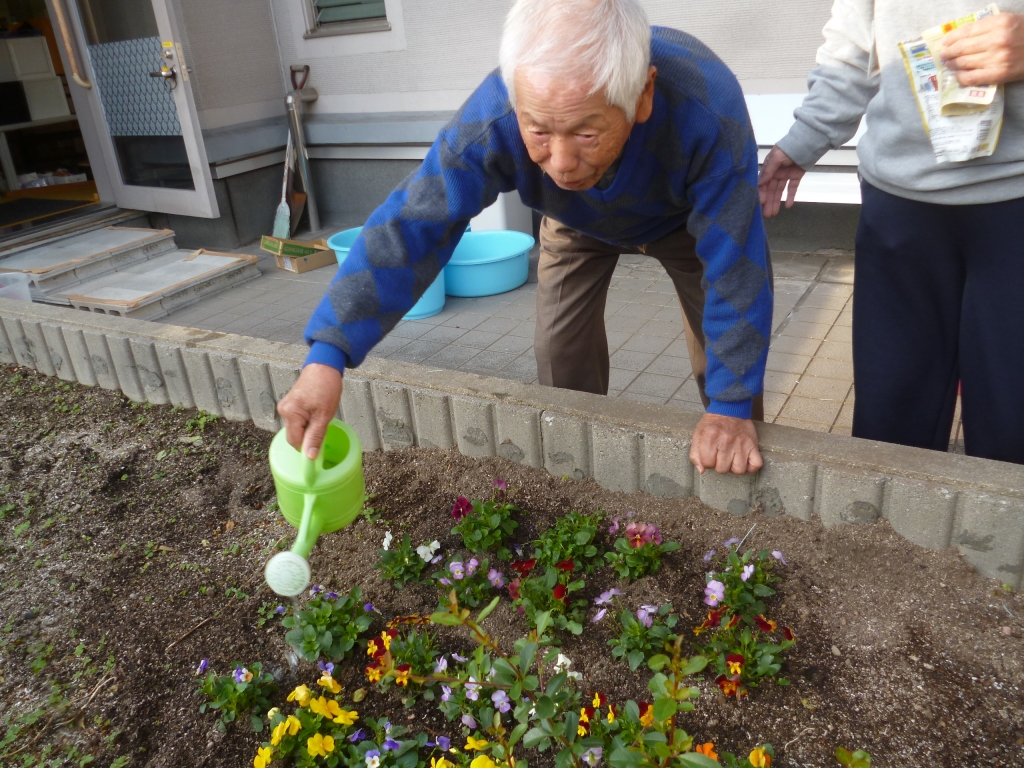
xmin=942 ymin=13 xmax=1024 ymax=86
xmin=277 ymin=363 xmax=344 ymax=460
xmin=758 ymin=146 xmax=805 ymax=218
xmin=689 ymin=413 xmax=764 ymax=475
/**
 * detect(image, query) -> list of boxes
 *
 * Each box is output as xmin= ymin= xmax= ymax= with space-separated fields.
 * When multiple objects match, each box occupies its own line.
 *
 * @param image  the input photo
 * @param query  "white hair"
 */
xmin=499 ymin=0 xmax=651 ymax=122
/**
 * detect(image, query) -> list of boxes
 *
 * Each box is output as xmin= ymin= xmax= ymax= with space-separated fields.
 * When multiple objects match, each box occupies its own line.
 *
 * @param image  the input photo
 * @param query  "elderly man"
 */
xmin=280 ymin=0 xmax=773 ymax=476
xmin=759 ymin=3 xmax=1024 ymax=464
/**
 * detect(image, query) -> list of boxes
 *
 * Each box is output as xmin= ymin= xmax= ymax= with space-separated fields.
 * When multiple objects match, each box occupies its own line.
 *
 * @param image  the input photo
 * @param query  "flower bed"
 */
xmin=0 ymin=366 xmax=1022 ymax=767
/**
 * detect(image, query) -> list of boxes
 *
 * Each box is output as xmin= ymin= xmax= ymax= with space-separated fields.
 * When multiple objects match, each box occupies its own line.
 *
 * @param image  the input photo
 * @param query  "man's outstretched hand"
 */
xmin=689 ymin=413 xmax=763 ymax=475
xmin=758 ymin=146 xmax=805 ymax=218
xmin=277 ymin=363 xmax=344 ymax=460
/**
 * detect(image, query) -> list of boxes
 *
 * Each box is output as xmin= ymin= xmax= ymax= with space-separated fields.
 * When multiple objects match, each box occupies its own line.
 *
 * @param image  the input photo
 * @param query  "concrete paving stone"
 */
xmin=608 ymin=367 xmax=640 ymax=391
xmin=461 ymin=350 xmax=519 ymax=373
xmin=268 ymin=327 xmax=306 ymax=344
xmin=662 ymin=338 xmax=691 ymax=357
xmin=604 ymin=299 xmax=630 ymax=315
xmin=644 ymin=432 xmax=694 ymax=498
xmin=389 ymin=339 xmax=448 ymax=363
xmin=420 ymin=324 xmax=469 ymax=344
xmin=766 ymin=351 xmax=812 ymax=375
xmin=475 ymin=315 xmax=522 ymax=334
xmin=457 ymin=329 xmax=504 ymax=349
xmin=422 ymin=344 xmax=479 ymax=368
xmin=509 ymin=320 xmax=537 ymax=339
xmin=666 ymin=398 xmax=705 ymax=414
xmin=792 ymin=375 xmax=852 ymax=401
xmin=653 ymin=306 xmax=685 ymax=323
xmin=610 ymin=349 xmax=658 ymax=371
xmin=825 ymin=324 xmax=853 ymax=342
xmin=644 ymin=354 xmax=692 ymax=377
xmin=805 ymin=356 xmax=853 ymax=379
xmin=606 ymin=288 xmax=645 ymax=303
xmin=792 ymin=305 xmax=842 ymax=325
xmin=493 ymin=303 xmax=535 ymax=320
xmin=771 ymin=334 xmax=822 ymax=357
xmin=817 ymin=340 xmax=854 ymax=361
xmin=504 ymin=353 xmax=539 ymax=378
xmin=440 ymin=312 xmax=489 ymax=330
xmin=341 ymin=378 xmax=381 ymax=451
xmin=605 ymin=314 xmax=649 ymax=333
xmin=811 ymin=281 xmax=854 ymax=297
xmin=616 ymin=303 xmax=662 ymax=319
xmin=772 ymin=252 xmax=828 ymax=279
xmin=835 ymin=310 xmax=853 ymax=327
xmin=638 ymin=319 xmax=685 ymax=338
xmin=779 ymin=320 xmax=831 ymax=340
xmin=389 ymin=321 xmax=433 ymax=340
xmin=763 ymin=370 xmax=801 ymax=394
xmin=249 ymin=318 xmax=295 ymax=338
xmin=834 ymin=401 xmax=855 ymax=428
xmin=774 ymin=277 xmax=813 ymax=293
xmin=674 ymin=378 xmax=704 ymax=403
xmin=495 ymin=402 xmax=544 ymax=467
xmin=621 ymin=333 xmax=674 ymax=355
xmin=605 ymin=330 xmax=632 ymax=350
xmin=801 ymin=292 xmax=850 ymax=311
xmin=220 ymin=316 xmax=264 ymax=335
xmin=207 ymin=353 xmax=250 ymax=421
xmin=619 ymin=391 xmax=669 ymax=405
xmin=763 ymin=391 xmax=788 ymax=417
xmin=820 ymin=257 xmax=855 ymax=284
xmin=780 ymin=395 xmax=842 ymax=425
xmin=607 ymin=388 xmax=623 ymax=398
xmin=625 ymin=372 xmax=685 ymax=398
xmin=829 ymin=422 xmax=853 ymax=436
xmin=771 ymin=416 xmax=831 ymax=433
xmin=486 ymin=334 xmax=534 ymax=355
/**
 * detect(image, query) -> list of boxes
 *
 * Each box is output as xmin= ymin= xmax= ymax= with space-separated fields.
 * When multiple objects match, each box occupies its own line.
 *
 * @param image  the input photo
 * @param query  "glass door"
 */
xmin=54 ymin=0 xmax=218 ymax=217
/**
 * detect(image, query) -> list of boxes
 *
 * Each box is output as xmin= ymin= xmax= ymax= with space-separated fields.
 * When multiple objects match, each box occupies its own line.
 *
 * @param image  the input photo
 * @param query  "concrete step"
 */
xmin=0 ymin=226 xmax=178 ymax=298
xmin=0 ymin=206 xmax=148 ymax=257
xmin=64 ymin=248 xmax=259 ymax=320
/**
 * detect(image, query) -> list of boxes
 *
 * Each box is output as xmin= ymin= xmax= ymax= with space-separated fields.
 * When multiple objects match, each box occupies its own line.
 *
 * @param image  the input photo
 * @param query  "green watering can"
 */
xmin=264 ymin=419 xmax=364 ymax=596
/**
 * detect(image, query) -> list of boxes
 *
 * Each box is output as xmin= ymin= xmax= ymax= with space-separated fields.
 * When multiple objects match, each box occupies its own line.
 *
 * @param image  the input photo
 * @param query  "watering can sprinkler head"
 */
xmin=265 ymin=419 xmax=364 ymax=597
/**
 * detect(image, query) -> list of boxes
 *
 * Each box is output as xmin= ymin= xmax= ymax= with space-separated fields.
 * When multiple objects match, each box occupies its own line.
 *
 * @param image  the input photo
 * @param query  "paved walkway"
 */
xmin=158 ymin=232 xmax=963 ymax=447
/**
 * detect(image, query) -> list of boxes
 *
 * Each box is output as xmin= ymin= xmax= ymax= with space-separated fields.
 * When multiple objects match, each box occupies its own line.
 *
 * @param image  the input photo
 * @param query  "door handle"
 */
xmin=51 ymin=0 xmax=91 ymax=89
xmin=149 ymin=66 xmax=178 ymax=87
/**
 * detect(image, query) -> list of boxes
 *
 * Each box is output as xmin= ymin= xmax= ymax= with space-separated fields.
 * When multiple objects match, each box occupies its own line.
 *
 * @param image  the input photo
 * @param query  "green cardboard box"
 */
xmin=260 ymin=236 xmax=334 ymax=273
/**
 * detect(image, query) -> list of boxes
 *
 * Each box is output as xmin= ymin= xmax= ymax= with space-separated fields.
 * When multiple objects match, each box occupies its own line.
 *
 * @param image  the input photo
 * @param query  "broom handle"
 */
xmin=280 ymin=132 xmax=293 ymax=201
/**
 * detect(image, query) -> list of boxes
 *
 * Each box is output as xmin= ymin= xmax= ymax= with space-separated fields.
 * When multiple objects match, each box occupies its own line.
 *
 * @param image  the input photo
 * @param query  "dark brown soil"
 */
xmin=0 ymin=365 xmax=1022 ymax=768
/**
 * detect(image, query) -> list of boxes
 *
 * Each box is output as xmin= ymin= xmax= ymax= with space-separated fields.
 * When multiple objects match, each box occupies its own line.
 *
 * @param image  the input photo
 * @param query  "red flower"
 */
xmin=508 ymin=578 xmax=521 ymax=601
xmin=783 ymin=626 xmax=796 ymax=642
xmin=451 ymin=496 xmax=472 ymax=519
xmin=725 ymin=614 xmax=741 ymax=630
xmin=591 ymin=692 xmax=608 ymax=708
xmin=552 ymin=584 xmax=567 ymax=602
xmin=754 ymin=615 xmax=778 ymax=633
xmin=715 ymin=674 xmax=746 ymax=699
xmin=725 ymin=653 xmax=744 ymax=676
xmin=510 ymin=559 xmax=536 ymax=576
xmin=694 ymin=608 xmax=725 ymax=635
xmin=638 ymin=702 xmax=654 ymax=726
xmin=555 ymin=559 xmax=575 ymax=571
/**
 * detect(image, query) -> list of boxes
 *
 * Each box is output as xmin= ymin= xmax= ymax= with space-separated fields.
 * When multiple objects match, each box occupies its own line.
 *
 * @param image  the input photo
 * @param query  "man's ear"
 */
xmin=634 ymin=66 xmax=657 ymax=124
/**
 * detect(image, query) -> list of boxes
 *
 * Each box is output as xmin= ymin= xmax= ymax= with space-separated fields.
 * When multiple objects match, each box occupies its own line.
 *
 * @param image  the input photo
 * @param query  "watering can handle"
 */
xmin=303 ymin=448 xmax=323 ymax=488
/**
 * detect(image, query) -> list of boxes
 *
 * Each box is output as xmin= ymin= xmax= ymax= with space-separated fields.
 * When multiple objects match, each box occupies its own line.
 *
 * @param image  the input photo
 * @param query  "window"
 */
xmin=303 ymin=0 xmax=391 ymax=38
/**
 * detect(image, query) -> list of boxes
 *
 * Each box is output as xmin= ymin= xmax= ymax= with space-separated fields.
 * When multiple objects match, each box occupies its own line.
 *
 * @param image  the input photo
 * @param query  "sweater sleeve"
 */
xmin=303 ymin=78 xmax=517 ymax=373
xmin=686 ymin=138 xmax=773 ymax=420
xmin=777 ymin=0 xmax=880 ymax=169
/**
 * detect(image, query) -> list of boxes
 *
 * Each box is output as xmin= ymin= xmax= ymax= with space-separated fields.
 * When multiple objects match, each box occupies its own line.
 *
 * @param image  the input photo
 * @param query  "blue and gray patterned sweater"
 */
xmin=305 ymin=27 xmax=772 ymax=419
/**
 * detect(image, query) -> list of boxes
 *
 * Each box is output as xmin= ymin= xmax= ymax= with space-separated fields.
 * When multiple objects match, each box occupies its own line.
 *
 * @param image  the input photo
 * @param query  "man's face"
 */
xmin=514 ymin=71 xmax=636 ymax=192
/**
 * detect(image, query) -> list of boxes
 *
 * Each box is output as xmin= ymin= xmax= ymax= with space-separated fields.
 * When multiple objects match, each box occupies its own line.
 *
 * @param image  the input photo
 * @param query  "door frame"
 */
xmin=45 ymin=0 xmax=220 ymax=219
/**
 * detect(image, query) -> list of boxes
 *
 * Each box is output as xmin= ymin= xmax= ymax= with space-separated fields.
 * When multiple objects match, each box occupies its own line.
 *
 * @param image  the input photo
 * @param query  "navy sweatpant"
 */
xmin=853 ymin=181 xmax=1024 ymax=464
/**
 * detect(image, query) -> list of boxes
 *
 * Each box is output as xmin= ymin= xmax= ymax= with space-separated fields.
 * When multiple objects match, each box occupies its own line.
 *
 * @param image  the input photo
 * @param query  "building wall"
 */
xmin=270 ymin=0 xmax=832 ymax=115
xmin=173 ymin=0 xmax=287 ymax=129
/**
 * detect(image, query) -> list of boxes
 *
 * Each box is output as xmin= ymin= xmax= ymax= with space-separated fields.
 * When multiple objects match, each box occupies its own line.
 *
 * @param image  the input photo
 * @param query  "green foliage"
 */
xmin=281 ymin=586 xmax=373 ymax=663
xmin=835 ymin=747 xmax=871 ymax=767
xmin=451 ymin=495 xmax=519 ymax=560
xmin=386 ymin=623 xmax=442 ymax=690
xmin=186 ymin=410 xmax=218 ymax=433
xmin=604 ymin=536 xmax=680 ymax=581
xmin=257 ymin=687 xmax=363 ymax=767
xmin=512 ymin=563 xmax=587 ymax=635
xmin=532 ymin=510 xmax=605 ymax=574
xmin=434 ymin=557 xmax=497 ymax=609
xmin=197 ymin=662 xmax=276 ymax=732
xmin=377 ymin=532 xmax=437 ymax=588
xmin=607 ymin=604 xmax=679 ymax=671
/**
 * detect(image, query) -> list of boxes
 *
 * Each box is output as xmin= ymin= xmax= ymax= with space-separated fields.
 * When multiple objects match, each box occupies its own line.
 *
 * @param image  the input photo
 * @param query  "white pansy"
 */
xmin=416 ymin=540 xmax=440 ymax=562
xmin=382 ymin=530 xmax=393 ymax=550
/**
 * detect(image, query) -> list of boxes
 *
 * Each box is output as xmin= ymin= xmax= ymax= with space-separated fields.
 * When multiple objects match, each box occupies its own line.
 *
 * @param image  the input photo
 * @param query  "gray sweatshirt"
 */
xmin=777 ymin=0 xmax=1024 ymax=204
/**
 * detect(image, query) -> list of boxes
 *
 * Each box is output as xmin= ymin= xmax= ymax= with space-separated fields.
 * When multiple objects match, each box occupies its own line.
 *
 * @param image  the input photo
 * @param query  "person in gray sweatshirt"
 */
xmin=759 ymin=2 xmax=1024 ymax=464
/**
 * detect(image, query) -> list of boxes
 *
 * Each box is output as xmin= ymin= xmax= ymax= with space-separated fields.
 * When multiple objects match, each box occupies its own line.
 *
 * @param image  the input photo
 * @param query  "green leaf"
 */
xmin=429 ymin=611 xmax=462 ymax=626
xmin=647 ymin=654 xmax=670 ymax=672
xmin=523 ymin=727 xmax=548 ymax=749
xmin=574 ymin=531 xmax=592 ymax=545
xmin=652 ymin=698 xmax=676 ymax=723
xmin=608 ymin=747 xmax=644 ymax=768
xmin=679 ymin=655 xmax=709 ymax=676
xmin=519 ymin=641 xmax=538 ymax=672
xmin=678 ymin=753 xmax=722 ymax=768
xmin=752 ymin=584 xmax=775 ymax=596
xmin=545 ymin=673 xmax=567 ymax=696
xmin=627 ymin=650 xmax=644 ymax=670
xmin=509 ymin=722 xmax=529 ymax=748
xmin=477 ymin=596 xmax=501 ymax=623
xmin=535 ymin=695 xmax=556 ymax=719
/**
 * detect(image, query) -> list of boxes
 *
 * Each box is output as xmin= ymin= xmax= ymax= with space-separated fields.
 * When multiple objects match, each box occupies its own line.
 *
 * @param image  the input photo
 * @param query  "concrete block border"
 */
xmin=2 ymin=297 xmax=1023 ymax=587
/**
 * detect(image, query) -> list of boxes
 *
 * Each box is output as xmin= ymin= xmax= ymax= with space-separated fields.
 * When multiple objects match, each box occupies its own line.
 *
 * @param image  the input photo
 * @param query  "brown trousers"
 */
xmin=534 ymin=216 xmax=764 ymax=421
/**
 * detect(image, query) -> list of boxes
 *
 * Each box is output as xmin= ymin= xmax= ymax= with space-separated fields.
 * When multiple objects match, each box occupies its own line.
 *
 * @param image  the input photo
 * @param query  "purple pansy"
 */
xmin=704 ymin=579 xmax=725 ymax=607
xmin=741 ymin=564 xmax=755 ymax=582
xmin=487 ymin=569 xmax=505 ymax=589
xmin=594 ymin=588 xmax=621 ymax=606
xmin=771 ymin=550 xmax=788 ymax=566
xmin=592 ymin=608 xmax=607 ymax=623
xmin=492 ymin=690 xmax=511 ymax=713
xmin=461 ymin=714 xmax=477 ymax=729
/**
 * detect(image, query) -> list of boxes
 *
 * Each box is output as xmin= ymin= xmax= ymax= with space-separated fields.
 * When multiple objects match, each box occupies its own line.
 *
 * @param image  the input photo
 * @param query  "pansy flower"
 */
xmin=754 ymin=615 xmax=777 ymax=633
xmin=270 ymin=714 xmax=301 ymax=746
xmin=592 ymin=692 xmax=607 ymax=708
xmin=471 ymin=757 xmax=498 ymax=768
xmin=307 ymin=733 xmax=335 ymax=758
xmin=726 ymin=653 xmax=745 ymax=676
xmin=466 ymin=558 xmax=479 ymax=577
xmin=723 ymin=537 xmax=741 ymax=548
xmin=592 ymin=608 xmax=607 ymax=623
xmin=195 ymin=658 xmax=209 ymax=676
xmin=582 ymin=747 xmax=603 ymax=767
xmin=383 ymin=739 xmax=402 ymax=751
xmin=366 ymin=663 xmax=383 ymax=683
xmin=771 ymin=550 xmax=788 ymax=566
xmin=365 ymin=749 xmax=382 ymax=768
xmin=450 ymin=561 xmax=466 ymax=580
xmin=749 ymin=746 xmax=771 ymax=767
xmin=636 ymin=604 xmax=659 ymax=628
xmin=594 ymin=588 xmax=621 ymax=606
xmin=491 ymin=690 xmax=511 ymax=713
xmin=554 ymin=558 xmax=575 ymax=571
xmin=451 ymin=497 xmax=472 ymax=519
xmin=552 ymin=584 xmax=567 ymax=602
xmin=394 ymin=664 xmax=412 ymax=686
xmin=287 ymin=684 xmax=311 ymax=707
xmin=696 ymin=743 xmax=718 ymax=760
xmin=741 ymin=564 xmax=755 ymax=582
xmin=417 ymin=540 xmax=441 ymax=562
xmin=436 ymin=735 xmax=451 ymax=751
xmin=318 ymin=672 xmax=342 ymax=694
xmin=493 ymin=478 xmax=508 ymax=494
xmin=638 ymin=702 xmax=654 ymax=727
xmin=465 ymin=676 xmax=480 ymax=700
xmin=233 ymin=666 xmax=252 ymax=684
xmin=487 ymin=568 xmax=505 ymax=589
xmin=606 ymin=704 xmax=616 ymax=724
xmin=462 ymin=713 xmax=477 ymax=729
xmin=434 ymin=656 xmax=448 ymax=673
xmin=783 ymin=626 xmax=796 ymax=642
xmin=508 ymin=578 xmax=521 ymax=601
xmin=349 ymin=729 xmax=367 ymax=743
xmin=510 ymin=558 xmax=536 ymax=576
xmin=704 ymin=580 xmax=725 ymax=607
xmin=465 ymin=736 xmax=489 ymax=751
xmin=715 ymin=674 xmax=740 ymax=697
xmin=693 ymin=608 xmax=724 ymax=636
xmin=382 ymin=531 xmax=393 ymax=550
xmin=254 ymin=745 xmax=273 ymax=768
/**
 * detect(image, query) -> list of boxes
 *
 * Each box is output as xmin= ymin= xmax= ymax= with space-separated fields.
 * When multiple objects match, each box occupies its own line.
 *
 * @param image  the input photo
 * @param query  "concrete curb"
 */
xmin=2 ymin=297 xmax=1022 ymax=587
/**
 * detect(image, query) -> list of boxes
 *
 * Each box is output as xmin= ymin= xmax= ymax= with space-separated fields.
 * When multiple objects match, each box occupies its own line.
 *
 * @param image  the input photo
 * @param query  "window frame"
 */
xmin=301 ymin=0 xmax=391 ymax=39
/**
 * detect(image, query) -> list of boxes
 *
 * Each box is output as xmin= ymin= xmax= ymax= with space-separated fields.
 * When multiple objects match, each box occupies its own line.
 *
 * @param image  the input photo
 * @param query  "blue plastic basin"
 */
xmin=444 ymin=230 xmax=534 ymax=298
xmin=327 ymin=227 xmax=445 ymax=320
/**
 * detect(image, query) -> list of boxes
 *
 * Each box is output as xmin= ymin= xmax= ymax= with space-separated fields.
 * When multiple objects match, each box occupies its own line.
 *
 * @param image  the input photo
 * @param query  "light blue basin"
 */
xmin=444 ymin=230 xmax=534 ymax=298
xmin=327 ymin=227 xmax=445 ymax=320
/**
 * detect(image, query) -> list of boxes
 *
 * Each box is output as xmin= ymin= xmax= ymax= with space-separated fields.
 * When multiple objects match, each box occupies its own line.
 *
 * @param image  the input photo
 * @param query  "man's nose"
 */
xmin=547 ymin=136 xmax=578 ymax=174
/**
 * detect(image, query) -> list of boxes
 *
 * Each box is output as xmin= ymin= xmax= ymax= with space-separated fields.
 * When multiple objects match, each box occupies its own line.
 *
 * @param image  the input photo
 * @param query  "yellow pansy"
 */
xmin=381 ymin=631 xmax=393 ymax=651
xmin=266 ymin=707 xmax=280 ymax=722
xmin=254 ymin=746 xmax=273 ymax=768
xmin=470 ymin=755 xmax=497 ymax=768
xmin=333 ymin=708 xmax=359 ymax=726
xmin=310 ymin=696 xmax=345 ymax=720
xmin=270 ymin=716 xmax=301 ymax=747
xmin=318 ymin=674 xmax=342 ymax=694
xmin=606 ymin=707 xmax=615 ymax=725
xmin=749 ymin=747 xmax=770 ymax=768
xmin=577 ymin=725 xmax=587 ymax=737
xmin=465 ymin=736 xmax=490 ymax=752
xmin=308 ymin=733 xmax=336 ymax=758
xmin=432 ymin=758 xmax=454 ymax=768
xmin=287 ymin=685 xmax=311 ymax=707
xmin=367 ymin=639 xmax=381 ymax=657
